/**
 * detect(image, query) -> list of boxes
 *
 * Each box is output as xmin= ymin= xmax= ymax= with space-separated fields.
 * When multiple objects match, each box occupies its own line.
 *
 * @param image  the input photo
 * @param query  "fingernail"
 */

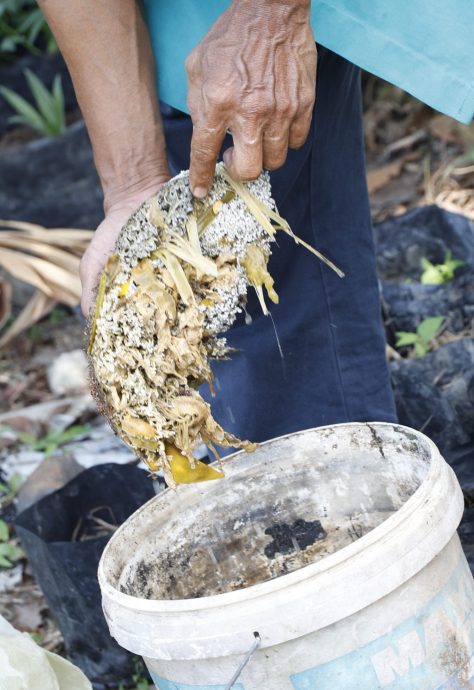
xmin=193 ymin=186 xmax=208 ymax=199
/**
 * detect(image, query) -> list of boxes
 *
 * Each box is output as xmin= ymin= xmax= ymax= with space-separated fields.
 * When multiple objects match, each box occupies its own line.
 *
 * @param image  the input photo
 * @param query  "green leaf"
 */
xmin=395 ymin=332 xmax=419 ymax=347
xmin=0 ymin=519 xmax=9 ymax=542
xmin=7 ymin=114 xmax=35 ymax=127
xmin=420 ymin=265 xmax=444 ymax=285
xmin=8 ymin=472 xmax=23 ymax=495
xmin=52 ymin=74 xmax=65 ymax=131
xmin=24 ymin=68 xmax=58 ymax=133
xmin=0 ymin=554 xmax=12 ymax=568
xmin=17 ymin=7 xmax=45 ymax=45
xmin=415 ymin=341 xmax=429 ymax=357
xmin=29 ymin=631 xmax=44 ymax=645
xmin=17 ymin=430 xmax=38 ymax=446
xmin=0 ymin=35 xmax=23 ymax=51
xmin=4 ymin=543 xmax=24 ymax=561
xmin=0 ymin=482 xmax=8 ymax=494
xmin=0 ymin=69 xmax=65 ymax=136
xmin=420 ymin=257 xmax=433 ymax=270
xmin=44 ymin=441 xmax=60 ymax=456
xmin=46 ymin=34 xmax=58 ymax=53
xmin=0 ymin=84 xmax=46 ymax=134
xmin=417 ymin=316 xmax=444 ymax=342
xmin=57 ymin=425 xmax=91 ymax=443
xmin=450 ymin=259 xmax=465 ymax=269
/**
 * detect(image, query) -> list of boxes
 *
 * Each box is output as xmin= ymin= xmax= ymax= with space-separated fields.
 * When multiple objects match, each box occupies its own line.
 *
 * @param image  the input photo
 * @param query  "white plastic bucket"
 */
xmin=99 ymin=423 xmax=474 ymax=689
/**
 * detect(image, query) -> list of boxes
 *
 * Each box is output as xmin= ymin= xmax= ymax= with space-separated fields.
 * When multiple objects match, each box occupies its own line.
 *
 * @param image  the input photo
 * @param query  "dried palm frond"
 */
xmin=0 ymin=277 xmax=12 ymax=331
xmin=89 ymin=164 xmax=343 ymax=486
xmin=0 ymin=220 xmax=93 ymax=347
xmin=424 ymin=148 xmax=474 ymax=220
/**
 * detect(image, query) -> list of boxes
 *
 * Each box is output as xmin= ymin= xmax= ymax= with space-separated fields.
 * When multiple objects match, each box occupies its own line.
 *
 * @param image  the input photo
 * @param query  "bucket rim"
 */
xmin=98 ymin=422 xmax=456 ymax=614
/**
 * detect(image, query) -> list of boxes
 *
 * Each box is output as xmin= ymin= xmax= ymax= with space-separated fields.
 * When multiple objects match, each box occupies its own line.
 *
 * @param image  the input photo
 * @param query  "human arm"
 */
xmin=186 ymin=0 xmax=316 ymax=197
xmin=37 ymin=0 xmax=171 ymax=315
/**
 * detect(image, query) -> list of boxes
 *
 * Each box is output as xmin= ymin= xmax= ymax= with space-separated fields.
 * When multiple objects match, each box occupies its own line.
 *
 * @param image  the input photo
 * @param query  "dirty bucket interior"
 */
xmin=104 ymin=424 xmax=432 ymax=600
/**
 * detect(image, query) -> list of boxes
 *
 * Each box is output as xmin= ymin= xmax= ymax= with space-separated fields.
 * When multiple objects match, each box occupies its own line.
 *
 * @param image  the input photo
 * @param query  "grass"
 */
xmin=0 ymin=518 xmax=23 ymax=568
xmin=0 ymin=471 xmax=22 ymax=509
xmin=17 ymin=424 xmax=91 ymax=456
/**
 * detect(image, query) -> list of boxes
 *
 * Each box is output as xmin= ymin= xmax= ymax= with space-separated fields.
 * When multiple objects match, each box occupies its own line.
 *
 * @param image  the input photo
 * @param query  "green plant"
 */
xmin=0 ymin=68 xmax=65 ymax=136
xmin=29 ymin=631 xmax=44 ymax=645
xmin=0 ymin=0 xmax=56 ymax=59
xmin=17 ymin=424 xmax=91 ymax=456
xmin=0 ymin=472 xmax=22 ymax=508
xmin=28 ymin=323 xmax=43 ymax=343
xmin=395 ymin=316 xmax=445 ymax=357
xmin=0 ymin=518 xmax=23 ymax=568
xmin=49 ymin=306 xmax=69 ymax=324
xmin=420 ymin=250 xmax=464 ymax=285
xmin=133 ymin=658 xmax=149 ymax=690
xmin=117 ymin=658 xmax=150 ymax=690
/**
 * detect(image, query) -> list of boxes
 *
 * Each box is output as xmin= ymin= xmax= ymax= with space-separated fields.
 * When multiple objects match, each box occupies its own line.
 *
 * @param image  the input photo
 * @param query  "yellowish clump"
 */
xmin=88 ymin=165 xmax=343 ymax=486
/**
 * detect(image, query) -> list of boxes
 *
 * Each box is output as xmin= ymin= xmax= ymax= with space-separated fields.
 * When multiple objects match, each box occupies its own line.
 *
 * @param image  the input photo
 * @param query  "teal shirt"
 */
xmin=143 ymin=0 xmax=474 ymax=124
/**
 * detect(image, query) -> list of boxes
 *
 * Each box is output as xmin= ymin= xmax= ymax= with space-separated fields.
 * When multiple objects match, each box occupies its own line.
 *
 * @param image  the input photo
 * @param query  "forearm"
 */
xmin=38 ymin=0 xmax=169 ymax=211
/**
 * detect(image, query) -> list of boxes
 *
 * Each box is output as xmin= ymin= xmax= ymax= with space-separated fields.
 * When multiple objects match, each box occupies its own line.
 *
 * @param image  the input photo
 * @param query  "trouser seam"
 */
xmin=308 ymin=132 xmax=351 ymax=423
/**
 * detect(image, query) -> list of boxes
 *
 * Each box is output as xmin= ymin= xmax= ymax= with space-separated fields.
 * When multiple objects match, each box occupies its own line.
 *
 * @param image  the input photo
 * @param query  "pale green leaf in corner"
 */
xmin=395 ymin=332 xmax=418 ymax=347
xmin=0 ymin=520 xmax=8 ymax=542
xmin=417 ymin=316 xmax=444 ymax=342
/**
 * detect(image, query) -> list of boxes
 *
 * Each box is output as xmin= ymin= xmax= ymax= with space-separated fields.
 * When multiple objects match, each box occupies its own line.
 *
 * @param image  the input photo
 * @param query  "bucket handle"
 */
xmin=224 ymin=632 xmax=261 ymax=690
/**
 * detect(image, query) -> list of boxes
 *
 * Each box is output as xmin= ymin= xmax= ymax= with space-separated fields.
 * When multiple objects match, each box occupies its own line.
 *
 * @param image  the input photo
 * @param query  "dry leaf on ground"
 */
xmin=367 ymin=159 xmax=405 ymax=195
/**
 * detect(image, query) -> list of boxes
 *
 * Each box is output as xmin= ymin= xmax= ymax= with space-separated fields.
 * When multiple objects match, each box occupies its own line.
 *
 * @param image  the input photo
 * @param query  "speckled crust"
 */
xmin=88 ymin=165 xmax=277 ymax=482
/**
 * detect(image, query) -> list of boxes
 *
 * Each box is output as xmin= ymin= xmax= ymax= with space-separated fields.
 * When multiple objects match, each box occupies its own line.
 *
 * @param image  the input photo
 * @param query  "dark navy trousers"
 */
xmin=160 ymin=47 xmax=397 ymax=450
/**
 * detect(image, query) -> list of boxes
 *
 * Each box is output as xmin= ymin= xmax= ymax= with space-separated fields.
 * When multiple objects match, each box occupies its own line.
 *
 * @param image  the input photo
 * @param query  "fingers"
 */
xmin=79 ymin=209 xmax=129 ymax=317
xmin=288 ymin=87 xmax=315 ymax=149
xmin=80 ymin=249 xmax=104 ymax=318
xmin=262 ymin=129 xmax=289 ymax=170
xmin=189 ymin=123 xmax=226 ymax=198
xmin=189 ymin=107 xmax=313 ymax=193
xmin=288 ymin=111 xmax=313 ymax=149
xmin=223 ymin=129 xmax=263 ymax=181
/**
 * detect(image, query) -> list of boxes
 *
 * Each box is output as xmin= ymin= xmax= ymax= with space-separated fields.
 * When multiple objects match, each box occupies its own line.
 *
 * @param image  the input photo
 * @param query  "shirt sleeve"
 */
xmin=314 ymin=0 xmax=474 ymax=123
xmin=143 ymin=0 xmax=474 ymax=124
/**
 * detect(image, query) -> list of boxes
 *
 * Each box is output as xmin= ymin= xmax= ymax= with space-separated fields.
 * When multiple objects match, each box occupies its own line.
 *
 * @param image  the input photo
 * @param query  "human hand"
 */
xmin=80 ymin=179 xmax=170 ymax=317
xmin=186 ymin=0 xmax=316 ymax=197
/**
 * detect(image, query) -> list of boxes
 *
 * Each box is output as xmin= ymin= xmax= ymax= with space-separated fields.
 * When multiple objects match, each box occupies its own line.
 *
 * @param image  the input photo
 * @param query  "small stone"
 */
xmin=16 ymin=454 xmax=83 ymax=513
xmin=47 ymin=349 xmax=89 ymax=395
xmin=0 ymin=564 xmax=22 ymax=593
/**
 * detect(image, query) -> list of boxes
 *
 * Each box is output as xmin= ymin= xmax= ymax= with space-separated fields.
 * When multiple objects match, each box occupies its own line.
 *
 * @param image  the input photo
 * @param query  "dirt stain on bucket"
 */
xmin=264 ymin=519 xmax=326 ymax=558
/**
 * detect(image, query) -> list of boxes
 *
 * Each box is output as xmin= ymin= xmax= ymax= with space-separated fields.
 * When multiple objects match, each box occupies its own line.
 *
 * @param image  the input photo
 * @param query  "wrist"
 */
xmin=232 ymin=0 xmax=310 ymax=11
xmin=229 ymin=0 xmax=311 ymax=28
xmin=102 ymin=156 xmax=171 ymax=215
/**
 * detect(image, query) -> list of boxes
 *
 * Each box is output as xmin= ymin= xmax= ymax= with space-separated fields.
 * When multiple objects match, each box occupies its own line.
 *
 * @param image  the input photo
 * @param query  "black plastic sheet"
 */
xmin=0 ymin=121 xmax=102 ymax=229
xmin=15 ymin=464 xmax=157 ymax=689
xmin=374 ymin=206 xmax=474 ymax=573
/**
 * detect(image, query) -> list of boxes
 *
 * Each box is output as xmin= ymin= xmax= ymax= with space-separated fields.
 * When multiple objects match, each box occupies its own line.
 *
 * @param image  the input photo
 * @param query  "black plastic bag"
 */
xmin=374 ymin=204 xmax=474 ymax=282
xmin=390 ymin=338 xmax=474 ymax=454
xmin=0 ymin=121 xmax=102 ymax=229
xmin=15 ymin=463 xmax=157 ymax=689
xmin=374 ymin=206 xmax=474 ymax=575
